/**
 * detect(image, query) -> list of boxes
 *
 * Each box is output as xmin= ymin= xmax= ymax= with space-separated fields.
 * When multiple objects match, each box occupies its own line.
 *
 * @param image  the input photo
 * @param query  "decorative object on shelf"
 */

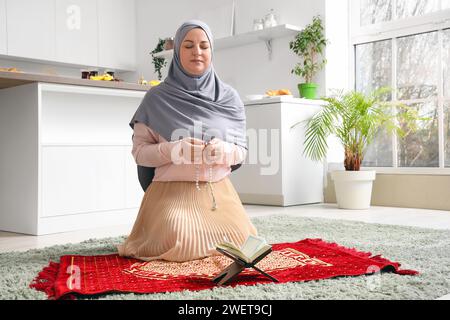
xmin=88 ymin=69 xmax=99 ymax=79
xmin=263 ymin=9 xmax=278 ymax=28
xmin=253 ymin=18 xmax=264 ymax=31
xmin=105 ymin=70 xmax=115 ymax=78
xmin=80 ymin=69 xmax=90 ymax=79
xmin=150 ymin=38 xmax=168 ymax=81
xmin=291 ymin=88 xmax=425 ymax=210
xmin=163 ymin=37 xmax=174 ymax=51
xmin=138 ymin=75 xmax=147 ymax=85
xmin=289 ymin=16 xmax=328 ymax=99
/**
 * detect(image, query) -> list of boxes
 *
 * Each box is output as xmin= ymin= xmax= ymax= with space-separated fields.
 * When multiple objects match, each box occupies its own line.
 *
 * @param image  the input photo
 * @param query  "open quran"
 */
xmin=213 ymin=235 xmax=278 ymax=285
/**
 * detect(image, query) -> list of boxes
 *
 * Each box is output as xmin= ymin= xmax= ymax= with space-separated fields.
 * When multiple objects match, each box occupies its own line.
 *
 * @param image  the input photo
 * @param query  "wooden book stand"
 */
xmin=212 ymin=247 xmax=279 ymax=286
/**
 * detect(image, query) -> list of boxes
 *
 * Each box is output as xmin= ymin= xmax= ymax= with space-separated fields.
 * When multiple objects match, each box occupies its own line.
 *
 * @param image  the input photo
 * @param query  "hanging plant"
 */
xmin=150 ymin=38 xmax=167 ymax=81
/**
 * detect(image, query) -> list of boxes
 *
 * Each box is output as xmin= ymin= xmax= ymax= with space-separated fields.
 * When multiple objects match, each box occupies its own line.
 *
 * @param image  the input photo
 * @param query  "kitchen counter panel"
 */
xmin=0 ymin=70 xmax=149 ymax=91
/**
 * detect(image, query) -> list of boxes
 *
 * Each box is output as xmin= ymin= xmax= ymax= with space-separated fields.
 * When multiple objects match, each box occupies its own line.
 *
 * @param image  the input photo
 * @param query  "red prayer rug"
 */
xmin=29 ymin=239 xmax=418 ymax=300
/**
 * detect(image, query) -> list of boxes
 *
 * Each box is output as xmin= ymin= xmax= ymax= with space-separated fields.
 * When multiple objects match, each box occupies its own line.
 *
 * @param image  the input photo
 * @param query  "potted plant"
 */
xmin=150 ymin=38 xmax=168 ymax=81
xmin=292 ymin=88 xmax=423 ymax=209
xmin=289 ymin=16 xmax=328 ymax=99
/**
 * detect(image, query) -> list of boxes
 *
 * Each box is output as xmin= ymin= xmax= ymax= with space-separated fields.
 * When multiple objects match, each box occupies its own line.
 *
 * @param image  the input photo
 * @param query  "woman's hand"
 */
xmin=203 ymin=138 xmax=229 ymax=165
xmin=177 ymin=137 xmax=205 ymax=164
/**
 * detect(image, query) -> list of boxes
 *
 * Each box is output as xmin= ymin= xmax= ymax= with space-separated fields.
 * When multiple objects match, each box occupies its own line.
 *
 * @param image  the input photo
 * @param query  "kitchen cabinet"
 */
xmin=98 ymin=0 xmax=136 ymax=70
xmin=0 ymin=0 xmax=6 ymax=54
xmin=4 ymin=0 xmax=136 ymax=71
xmin=230 ymin=96 xmax=325 ymax=206
xmin=55 ymin=0 xmax=98 ymax=66
xmin=0 ymin=82 xmax=146 ymax=235
xmin=42 ymin=146 xmax=126 ymax=217
xmin=6 ymin=0 xmax=56 ymax=61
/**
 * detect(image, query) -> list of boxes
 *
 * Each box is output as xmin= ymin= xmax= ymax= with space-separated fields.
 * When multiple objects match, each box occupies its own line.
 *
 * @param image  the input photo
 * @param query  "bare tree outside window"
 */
xmin=356 ymin=40 xmax=392 ymax=96
xmin=444 ymin=29 xmax=450 ymax=99
xmin=397 ymin=32 xmax=439 ymax=100
xmin=396 ymin=0 xmax=441 ymax=18
xmin=445 ymin=103 xmax=450 ymax=167
xmin=397 ymin=102 xmax=439 ymax=167
xmin=395 ymin=32 xmax=439 ymax=167
xmin=356 ymin=41 xmax=394 ymax=167
xmin=444 ymin=29 xmax=450 ymax=167
xmin=360 ymin=0 xmax=393 ymax=25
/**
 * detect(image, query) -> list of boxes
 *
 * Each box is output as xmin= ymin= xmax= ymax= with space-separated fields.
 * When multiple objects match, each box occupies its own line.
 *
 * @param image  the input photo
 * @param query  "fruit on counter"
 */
xmin=138 ymin=76 xmax=161 ymax=86
xmin=149 ymin=80 xmax=161 ymax=86
xmin=0 ymin=67 xmax=22 ymax=73
xmin=90 ymin=73 xmax=115 ymax=81
xmin=266 ymin=89 xmax=293 ymax=96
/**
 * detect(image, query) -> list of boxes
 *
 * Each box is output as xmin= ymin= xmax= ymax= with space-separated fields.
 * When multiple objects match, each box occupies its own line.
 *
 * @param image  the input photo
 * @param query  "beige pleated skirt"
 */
xmin=117 ymin=176 xmax=258 ymax=262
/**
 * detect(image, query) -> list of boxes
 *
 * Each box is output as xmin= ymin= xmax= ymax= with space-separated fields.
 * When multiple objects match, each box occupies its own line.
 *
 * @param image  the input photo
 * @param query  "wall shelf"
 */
xmin=152 ymin=24 xmax=302 ymax=60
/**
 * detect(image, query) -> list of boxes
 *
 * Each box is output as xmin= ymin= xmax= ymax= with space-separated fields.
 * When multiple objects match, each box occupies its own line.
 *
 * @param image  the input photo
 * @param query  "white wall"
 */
xmin=324 ymin=0 xmax=351 ymax=165
xmin=131 ymin=0 xmax=326 ymax=99
xmin=325 ymin=0 xmax=351 ymax=94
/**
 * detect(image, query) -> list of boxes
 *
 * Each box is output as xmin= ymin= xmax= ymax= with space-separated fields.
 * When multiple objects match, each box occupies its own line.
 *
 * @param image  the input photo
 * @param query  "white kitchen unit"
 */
xmin=6 ymin=0 xmax=56 ymax=61
xmin=0 ymin=82 xmax=146 ymax=235
xmin=98 ymin=0 xmax=136 ymax=71
xmin=0 ymin=0 xmax=6 ymax=55
xmin=55 ymin=0 xmax=98 ymax=66
xmin=3 ymin=0 xmax=136 ymax=71
xmin=230 ymin=96 xmax=325 ymax=206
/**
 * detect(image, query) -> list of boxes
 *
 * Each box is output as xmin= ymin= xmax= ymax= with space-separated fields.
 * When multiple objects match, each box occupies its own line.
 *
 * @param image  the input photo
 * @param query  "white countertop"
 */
xmin=243 ymin=95 xmax=327 ymax=106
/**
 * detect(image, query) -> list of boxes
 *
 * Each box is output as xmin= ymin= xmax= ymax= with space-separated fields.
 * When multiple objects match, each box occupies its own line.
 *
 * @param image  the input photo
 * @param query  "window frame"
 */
xmin=349 ymin=0 xmax=450 ymax=174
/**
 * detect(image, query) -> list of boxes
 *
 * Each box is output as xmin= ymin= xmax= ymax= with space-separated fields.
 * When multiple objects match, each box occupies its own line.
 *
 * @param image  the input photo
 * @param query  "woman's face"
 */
xmin=179 ymin=28 xmax=212 ymax=76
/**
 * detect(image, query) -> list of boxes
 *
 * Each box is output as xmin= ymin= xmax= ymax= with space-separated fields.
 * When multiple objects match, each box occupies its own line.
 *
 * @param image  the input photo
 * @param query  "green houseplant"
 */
xmin=150 ymin=38 xmax=168 ymax=81
xmin=289 ymin=16 xmax=328 ymax=99
xmin=292 ymin=88 xmax=423 ymax=209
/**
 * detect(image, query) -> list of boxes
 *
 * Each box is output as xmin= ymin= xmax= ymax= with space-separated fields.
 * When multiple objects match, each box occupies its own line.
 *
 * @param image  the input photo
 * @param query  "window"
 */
xmin=352 ymin=0 xmax=450 ymax=169
xmin=355 ymin=40 xmax=392 ymax=96
xmin=358 ymin=0 xmax=449 ymax=26
xmin=396 ymin=0 xmax=441 ymax=19
xmin=444 ymin=29 xmax=450 ymax=167
xmin=360 ymin=0 xmax=393 ymax=25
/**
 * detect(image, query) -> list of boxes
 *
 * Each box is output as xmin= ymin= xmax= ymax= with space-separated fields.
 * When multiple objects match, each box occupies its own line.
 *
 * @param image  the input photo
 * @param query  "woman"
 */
xmin=117 ymin=20 xmax=258 ymax=262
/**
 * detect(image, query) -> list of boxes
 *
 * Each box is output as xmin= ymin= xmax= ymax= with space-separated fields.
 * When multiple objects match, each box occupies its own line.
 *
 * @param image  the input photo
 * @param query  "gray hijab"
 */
xmin=129 ymin=20 xmax=247 ymax=150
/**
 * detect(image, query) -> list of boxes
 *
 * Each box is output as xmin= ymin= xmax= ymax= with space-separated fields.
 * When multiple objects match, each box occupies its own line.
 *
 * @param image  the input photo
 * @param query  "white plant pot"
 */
xmin=331 ymin=170 xmax=376 ymax=210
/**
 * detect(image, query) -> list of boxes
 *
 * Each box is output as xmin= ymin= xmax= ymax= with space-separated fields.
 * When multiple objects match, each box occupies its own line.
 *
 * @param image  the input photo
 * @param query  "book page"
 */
xmin=216 ymin=242 xmax=247 ymax=262
xmin=249 ymin=244 xmax=272 ymax=261
xmin=240 ymin=235 xmax=267 ymax=258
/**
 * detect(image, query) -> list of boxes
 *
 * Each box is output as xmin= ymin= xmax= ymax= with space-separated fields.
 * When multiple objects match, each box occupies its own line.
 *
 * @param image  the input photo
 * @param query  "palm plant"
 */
xmin=294 ymin=89 xmax=424 ymax=171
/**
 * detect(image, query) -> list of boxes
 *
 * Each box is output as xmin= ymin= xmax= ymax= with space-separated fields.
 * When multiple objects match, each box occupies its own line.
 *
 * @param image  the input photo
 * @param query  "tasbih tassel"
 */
xmin=208 ymin=166 xmax=217 ymax=211
xmin=208 ymin=182 xmax=217 ymax=211
xmin=195 ymin=164 xmax=217 ymax=211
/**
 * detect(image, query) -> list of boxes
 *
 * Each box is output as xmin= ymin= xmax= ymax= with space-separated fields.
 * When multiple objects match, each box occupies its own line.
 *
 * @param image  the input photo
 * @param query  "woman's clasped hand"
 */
xmin=171 ymin=137 xmax=232 ymax=165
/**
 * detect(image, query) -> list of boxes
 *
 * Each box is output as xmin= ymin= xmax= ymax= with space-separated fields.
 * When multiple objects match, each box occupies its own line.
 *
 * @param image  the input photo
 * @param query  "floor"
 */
xmin=1 ymin=203 xmax=449 ymax=300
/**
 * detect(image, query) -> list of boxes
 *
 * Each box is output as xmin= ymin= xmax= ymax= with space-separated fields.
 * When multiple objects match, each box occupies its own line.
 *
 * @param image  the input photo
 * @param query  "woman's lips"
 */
xmin=191 ymin=60 xmax=204 ymax=63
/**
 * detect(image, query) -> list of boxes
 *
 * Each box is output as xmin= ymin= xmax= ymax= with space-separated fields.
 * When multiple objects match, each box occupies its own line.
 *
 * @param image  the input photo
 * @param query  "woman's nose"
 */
xmin=192 ymin=46 xmax=202 ymax=55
